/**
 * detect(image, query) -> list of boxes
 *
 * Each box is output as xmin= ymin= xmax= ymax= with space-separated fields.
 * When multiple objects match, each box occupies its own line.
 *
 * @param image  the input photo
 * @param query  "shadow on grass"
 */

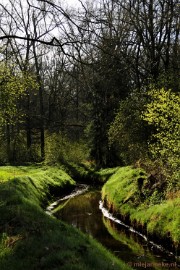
xmin=0 ymin=166 xmax=132 ymax=270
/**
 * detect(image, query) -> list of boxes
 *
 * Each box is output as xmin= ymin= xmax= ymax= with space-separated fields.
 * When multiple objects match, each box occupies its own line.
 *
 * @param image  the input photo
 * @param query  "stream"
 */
xmin=48 ymin=187 xmax=179 ymax=270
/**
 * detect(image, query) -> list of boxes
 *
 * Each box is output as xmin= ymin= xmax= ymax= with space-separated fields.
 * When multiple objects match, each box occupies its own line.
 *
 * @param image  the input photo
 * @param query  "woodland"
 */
xmin=0 ymin=1 xmax=179 ymax=269
xmin=0 ymin=0 xmax=179 ymax=192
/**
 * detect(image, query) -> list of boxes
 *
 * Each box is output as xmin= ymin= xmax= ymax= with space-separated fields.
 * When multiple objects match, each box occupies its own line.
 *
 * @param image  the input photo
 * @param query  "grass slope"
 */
xmin=60 ymin=161 xmax=119 ymax=185
xmin=102 ymin=166 xmax=180 ymax=252
xmin=0 ymin=165 xmax=132 ymax=270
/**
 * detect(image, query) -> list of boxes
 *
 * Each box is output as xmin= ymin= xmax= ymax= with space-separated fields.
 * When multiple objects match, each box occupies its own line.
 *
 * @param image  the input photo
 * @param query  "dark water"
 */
xmin=54 ymin=190 xmax=179 ymax=270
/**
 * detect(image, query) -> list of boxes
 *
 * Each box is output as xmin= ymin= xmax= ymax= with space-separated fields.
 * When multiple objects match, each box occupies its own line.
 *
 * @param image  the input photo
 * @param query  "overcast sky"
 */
xmin=62 ymin=0 xmax=82 ymax=9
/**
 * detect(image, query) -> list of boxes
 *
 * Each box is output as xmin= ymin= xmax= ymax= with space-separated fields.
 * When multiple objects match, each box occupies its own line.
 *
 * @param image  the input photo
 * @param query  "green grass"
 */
xmin=0 ymin=165 xmax=132 ymax=270
xmin=60 ymin=161 xmax=119 ymax=185
xmin=95 ymin=167 xmax=120 ymax=183
xmin=133 ymin=198 xmax=180 ymax=244
xmin=102 ymin=166 xmax=180 ymax=249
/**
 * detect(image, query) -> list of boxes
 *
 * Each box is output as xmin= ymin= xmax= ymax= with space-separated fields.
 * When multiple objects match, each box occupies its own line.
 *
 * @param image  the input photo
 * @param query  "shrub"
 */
xmin=45 ymin=132 xmax=90 ymax=164
xmin=108 ymin=91 xmax=149 ymax=164
xmin=142 ymin=88 xmax=180 ymax=190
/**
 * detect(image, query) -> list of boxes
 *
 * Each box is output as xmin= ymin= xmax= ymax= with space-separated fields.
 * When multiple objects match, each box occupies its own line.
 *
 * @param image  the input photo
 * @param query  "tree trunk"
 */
xmin=6 ymin=124 xmax=11 ymax=162
xmin=33 ymin=42 xmax=45 ymax=160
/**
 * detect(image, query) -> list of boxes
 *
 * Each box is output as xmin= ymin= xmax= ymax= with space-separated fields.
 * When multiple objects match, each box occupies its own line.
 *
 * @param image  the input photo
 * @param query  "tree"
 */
xmin=121 ymin=0 xmax=180 ymax=88
xmin=108 ymin=90 xmax=149 ymax=164
xmin=0 ymin=0 xmax=64 ymax=160
xmin=67 ymin=0 xmax=133 ymax=166
xmin=0 ymin=0 xmax=179 ymax=167
xmin=0 ymin=64 xmax=38 ymax=162
xmin=142 ymin=88 xmax=180 ymax=187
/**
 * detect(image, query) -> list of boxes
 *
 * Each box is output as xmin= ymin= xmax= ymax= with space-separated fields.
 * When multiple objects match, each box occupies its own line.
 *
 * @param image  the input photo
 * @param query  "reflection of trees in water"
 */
xmin=54 ymin=190 xmax=177 ymax=270
xmin=55 ymin=191 xmax=102 ymax=236
xmin=102 ymin=217 xmax=174 ymax=270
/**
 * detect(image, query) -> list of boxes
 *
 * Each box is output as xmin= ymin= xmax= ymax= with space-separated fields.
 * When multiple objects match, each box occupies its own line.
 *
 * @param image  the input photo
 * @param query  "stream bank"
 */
xmin=0 ymin=165 xmax=132 ymax=270
xmin=1 ymin=164 xmax=179 ymax=269
xmin=53 ymin=188 xmax=179 ymax=269
xmin=101 ymin=166 xmax=180 ymax=258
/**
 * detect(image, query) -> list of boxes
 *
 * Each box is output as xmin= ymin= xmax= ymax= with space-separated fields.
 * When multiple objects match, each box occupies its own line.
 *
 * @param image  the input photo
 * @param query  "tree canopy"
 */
xmin=0 ymin=0 xmax=179 ymax=172
xmin=0 ymin=64 xmax=38 ymax=126
xmin=142 ymin=88 xmax=180 ymax=185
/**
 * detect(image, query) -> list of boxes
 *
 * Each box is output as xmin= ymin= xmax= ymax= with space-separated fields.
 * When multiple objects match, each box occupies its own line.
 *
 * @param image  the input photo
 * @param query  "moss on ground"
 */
xmin=101 ymin=166 xmax=180 ymax=251
xmin=0 ymin=165 xmax=132 ymax=270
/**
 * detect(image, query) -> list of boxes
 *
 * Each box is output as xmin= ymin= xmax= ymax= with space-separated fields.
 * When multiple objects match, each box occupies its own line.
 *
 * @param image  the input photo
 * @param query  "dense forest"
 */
xmin=0 ymin=1 xmax=179 ymax=269
xmin=0 ymin=0 xmax=179 ymax=189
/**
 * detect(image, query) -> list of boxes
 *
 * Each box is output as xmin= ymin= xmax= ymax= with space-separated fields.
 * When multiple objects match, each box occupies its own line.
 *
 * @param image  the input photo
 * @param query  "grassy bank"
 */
xmin=101 ymin=166 xmax=180 ymax=253
xmin=63 ymin=161 xmax=119 ymax=185
xmin=0 ymin=165 xmax=132 ymax=270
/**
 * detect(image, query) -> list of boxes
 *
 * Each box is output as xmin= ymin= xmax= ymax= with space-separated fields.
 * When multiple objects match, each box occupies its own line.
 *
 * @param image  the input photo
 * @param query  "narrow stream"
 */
xmin=52 ymin=188 xmax=179 ymax=270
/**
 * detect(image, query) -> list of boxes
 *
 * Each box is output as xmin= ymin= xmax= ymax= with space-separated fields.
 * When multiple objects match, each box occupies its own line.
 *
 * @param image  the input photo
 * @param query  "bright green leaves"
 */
xmin=143 ymin=88 xmax=180 ymax=128
xmin=0 ymin=64 xmax=38 ymax=126
xmin=108 ymin=92 xmax=148 ymax=164
xmin=108 ymin=86 xmax=180 ymax=187
xmin=142 ymin=88 xmax=180 ymax=185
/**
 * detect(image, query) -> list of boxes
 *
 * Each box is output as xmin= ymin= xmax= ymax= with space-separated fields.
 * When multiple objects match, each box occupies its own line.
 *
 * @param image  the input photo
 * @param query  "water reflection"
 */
xmin=55 ymin=191 xmax=103 ymax=236
xmin=54 ymin=190 xmax=179 ymax=270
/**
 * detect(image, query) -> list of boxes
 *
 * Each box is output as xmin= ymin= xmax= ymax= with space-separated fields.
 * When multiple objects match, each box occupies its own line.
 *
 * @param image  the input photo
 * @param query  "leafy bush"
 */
xmin=0 ymin=131 xmax=41 ymax=164
xmin=45 ymin=132 xmax=90 ymax=164
xmin=0 ymin=64 xmax=38 ymax=126
xmin=142 ymin=88 xmax=180 ymax=189
xmin=108 ymin=91 xmax=149 ymax=164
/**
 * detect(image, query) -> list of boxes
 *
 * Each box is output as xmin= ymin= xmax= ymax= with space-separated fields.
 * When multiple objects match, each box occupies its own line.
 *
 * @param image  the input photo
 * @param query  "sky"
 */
xmin=62 ymin=0 xmax=83 ymax=9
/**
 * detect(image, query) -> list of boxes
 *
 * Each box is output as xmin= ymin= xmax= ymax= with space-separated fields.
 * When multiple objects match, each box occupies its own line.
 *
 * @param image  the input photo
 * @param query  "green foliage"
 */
xmin=0 ymin=131 xmax=41 ymax=164
xmin=0 ymin=64 xmax=38 ymax=126
xmin=95 ymin=167 xmax=120 ymax=183
xmin=102 ymin=166 xmax=147 ymax=211
xmin=0 ymin=166 xmax=132 ymax=270
xmin=148 ymin=190 xmax=164 ymax=205
xmin=0 ymin=139 xmax=8 ymax=164
xmin=102 ymin=166 xmax=180 ymax=246
xmin=45 ymin=132 xmax=90 ymax=164
xmin=142 ymin=88 xmax=180 ymax=188
xmin=108 ymin=91 xmax=148 ymax=164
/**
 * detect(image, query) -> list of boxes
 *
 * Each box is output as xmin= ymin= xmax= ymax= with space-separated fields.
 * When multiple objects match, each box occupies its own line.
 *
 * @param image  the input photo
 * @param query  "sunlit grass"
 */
xmin=0 ymin=165 xmax=132 ymax=270
xmin=95 ymin=167 xmax=120 ymax=183
xmin=102 ymin=166 xmax=180 ymax=247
